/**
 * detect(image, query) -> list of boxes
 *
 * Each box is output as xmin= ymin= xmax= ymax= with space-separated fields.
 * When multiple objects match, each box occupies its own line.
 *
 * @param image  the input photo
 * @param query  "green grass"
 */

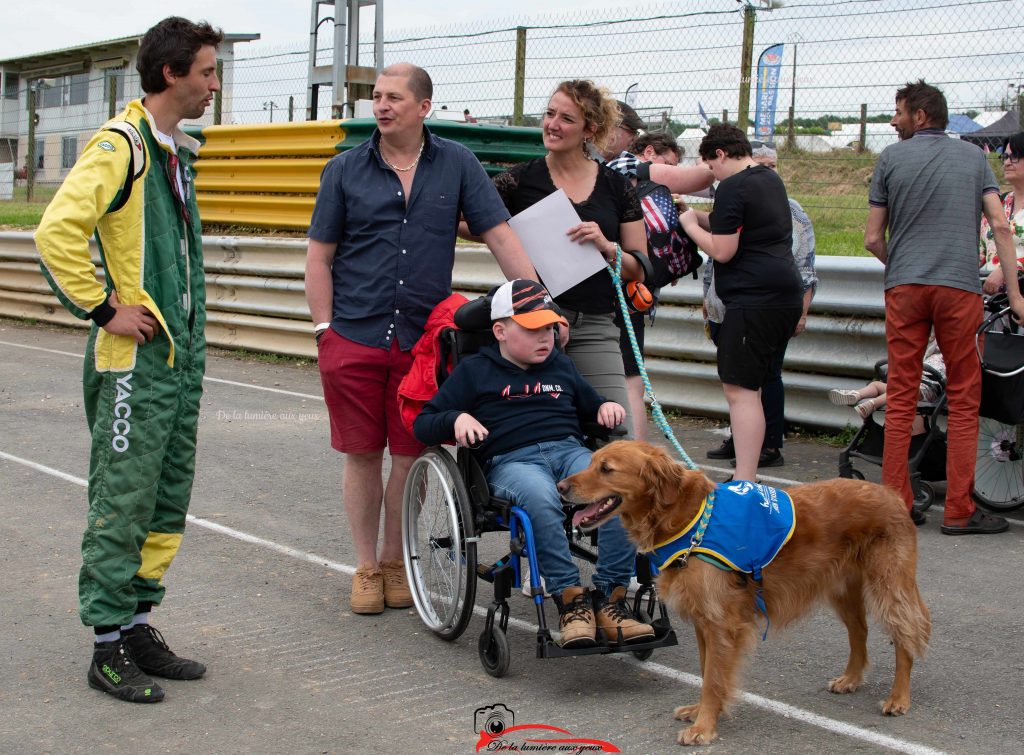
xmin=0 ymin=185 xmax=57 ymax=228
xmin=219 ymin=347 xmax=313 ymax=368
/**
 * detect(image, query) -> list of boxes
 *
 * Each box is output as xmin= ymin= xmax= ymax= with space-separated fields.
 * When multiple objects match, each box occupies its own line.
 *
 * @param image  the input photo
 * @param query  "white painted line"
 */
xmin=0 ymin=340 xmax=323 ymax=401
xmin=201 ymin=376 xmax=322 ymax=401
xmin=0 ymin=448 xmax=954 ymax=754
xmin=0 ymin=340 xmax=84 ymax=359
xmin=611 ymin=656 xmax=947 ymax=755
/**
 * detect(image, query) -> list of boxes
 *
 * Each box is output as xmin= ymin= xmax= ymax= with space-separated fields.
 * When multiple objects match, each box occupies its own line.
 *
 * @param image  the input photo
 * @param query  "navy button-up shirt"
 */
xmin=308 ymin=126 xmax=511 ymax=350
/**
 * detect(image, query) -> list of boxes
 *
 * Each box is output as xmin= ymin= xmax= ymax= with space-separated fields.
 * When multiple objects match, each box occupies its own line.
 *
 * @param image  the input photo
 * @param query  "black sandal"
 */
xmin=940 ymin=510 xmax=1009 ymax=536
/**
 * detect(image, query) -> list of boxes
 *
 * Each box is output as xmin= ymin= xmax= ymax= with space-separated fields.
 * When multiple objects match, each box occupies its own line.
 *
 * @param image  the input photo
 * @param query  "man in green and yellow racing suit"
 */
xmin=35 ymin=16 xmax=224 ymax=704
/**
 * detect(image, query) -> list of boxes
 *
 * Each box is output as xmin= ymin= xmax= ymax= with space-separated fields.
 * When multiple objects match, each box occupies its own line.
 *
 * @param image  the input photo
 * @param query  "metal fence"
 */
xmin=4 ymin=0 xmax=1023 ymax=250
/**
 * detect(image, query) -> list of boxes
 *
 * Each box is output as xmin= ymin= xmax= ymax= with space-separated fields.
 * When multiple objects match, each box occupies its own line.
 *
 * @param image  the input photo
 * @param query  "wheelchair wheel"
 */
xmin=478 ymin=625 xmax=510 ymax=678
xmin=402 ymin=447 xmax=478 ymax=641
xmin=972 ymin=418 xmax=1024 ymax=512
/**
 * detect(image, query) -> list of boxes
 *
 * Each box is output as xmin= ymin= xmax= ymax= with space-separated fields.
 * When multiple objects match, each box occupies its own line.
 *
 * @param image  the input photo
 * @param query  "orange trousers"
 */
xmin=882 ymin=284 xmax=983 ymax=521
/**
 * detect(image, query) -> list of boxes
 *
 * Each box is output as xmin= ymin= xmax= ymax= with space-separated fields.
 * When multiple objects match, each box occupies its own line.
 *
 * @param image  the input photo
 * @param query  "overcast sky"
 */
xmin=0 ymin=0 xmax=612 ymax=59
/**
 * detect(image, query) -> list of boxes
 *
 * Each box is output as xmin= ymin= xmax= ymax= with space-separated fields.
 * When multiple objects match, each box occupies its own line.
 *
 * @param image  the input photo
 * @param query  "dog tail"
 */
xmin=864 ymin=546 xmax=931 ymax=658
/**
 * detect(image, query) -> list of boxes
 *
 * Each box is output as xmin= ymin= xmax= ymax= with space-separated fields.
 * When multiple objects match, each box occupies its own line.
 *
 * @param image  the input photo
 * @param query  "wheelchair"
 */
xmin=400 ymin=297 xmax=679 ymax=677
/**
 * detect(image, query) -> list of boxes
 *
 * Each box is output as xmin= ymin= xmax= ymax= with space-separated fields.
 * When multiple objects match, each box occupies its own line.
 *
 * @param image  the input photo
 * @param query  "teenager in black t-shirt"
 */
xmin=680 ymin=124 xmax=802 ymax=482
xmin=464 ymin=80 xmax=648 ymax=436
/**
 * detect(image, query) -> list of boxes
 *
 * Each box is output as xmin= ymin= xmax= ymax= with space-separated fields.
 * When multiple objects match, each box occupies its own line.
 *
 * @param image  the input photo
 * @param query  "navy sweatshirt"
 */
xmin=413 ymin=343 xmax=607 ymax=463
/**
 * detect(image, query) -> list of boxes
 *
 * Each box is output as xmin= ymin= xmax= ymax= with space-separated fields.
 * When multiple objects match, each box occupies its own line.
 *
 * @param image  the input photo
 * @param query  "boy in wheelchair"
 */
xmin=413 ymin=279 xmax=655 ymax=648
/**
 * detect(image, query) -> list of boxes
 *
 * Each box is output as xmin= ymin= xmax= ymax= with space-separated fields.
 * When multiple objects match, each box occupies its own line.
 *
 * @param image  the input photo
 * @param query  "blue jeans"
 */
xmin=485 ymin=437 xmax=636 ymax=596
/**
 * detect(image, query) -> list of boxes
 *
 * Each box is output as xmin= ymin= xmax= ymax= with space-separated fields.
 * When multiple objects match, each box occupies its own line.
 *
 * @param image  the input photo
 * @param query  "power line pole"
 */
xmin=737 ymin=4 xmax=756 ymax=131
xmin=513 ymin=27 xmax=527 ymax=126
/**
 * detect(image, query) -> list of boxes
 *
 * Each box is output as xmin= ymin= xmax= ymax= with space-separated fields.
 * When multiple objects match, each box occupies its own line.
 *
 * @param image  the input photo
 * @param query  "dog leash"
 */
xmin=605 ymin=267 xmax=775 ymax=638
xmin=608 ymin=245 xmax=699 ymax=471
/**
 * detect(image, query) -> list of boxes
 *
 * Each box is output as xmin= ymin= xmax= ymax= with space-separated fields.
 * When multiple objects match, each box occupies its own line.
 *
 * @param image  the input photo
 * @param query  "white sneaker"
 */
xmin=829 ymin=389 xmax=861 ymax=406
xmin=520 ymin=562 xmax=550 ymax=597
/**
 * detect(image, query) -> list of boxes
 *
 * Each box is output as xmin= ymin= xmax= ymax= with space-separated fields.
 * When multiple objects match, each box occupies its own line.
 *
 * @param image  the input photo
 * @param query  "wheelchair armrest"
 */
xmin=581 ymin=421 xmax=627 ymax=441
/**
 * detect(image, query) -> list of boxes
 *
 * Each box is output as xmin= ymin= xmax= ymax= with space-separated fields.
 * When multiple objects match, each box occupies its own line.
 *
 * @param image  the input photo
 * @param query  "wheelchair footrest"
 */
xmin=536 ymin=618 xmax=678 ymax=659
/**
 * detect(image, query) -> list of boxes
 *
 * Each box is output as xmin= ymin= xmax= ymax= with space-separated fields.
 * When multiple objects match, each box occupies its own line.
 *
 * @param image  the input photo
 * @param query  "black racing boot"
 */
xmin=122 ymin=624 xmax=206 ymax=680
xmin=88 ymin=639 xmax=164 ymax=703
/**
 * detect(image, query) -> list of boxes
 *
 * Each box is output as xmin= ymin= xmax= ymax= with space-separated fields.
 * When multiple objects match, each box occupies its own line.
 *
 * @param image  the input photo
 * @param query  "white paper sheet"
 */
xmin=507 ymin=189 xmax=607 ymax=298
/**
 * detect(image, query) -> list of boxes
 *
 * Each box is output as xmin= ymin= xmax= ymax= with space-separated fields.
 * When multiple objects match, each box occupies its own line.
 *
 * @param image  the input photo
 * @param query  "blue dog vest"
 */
xmin=649 ymin=481 xmax=796 ymax=582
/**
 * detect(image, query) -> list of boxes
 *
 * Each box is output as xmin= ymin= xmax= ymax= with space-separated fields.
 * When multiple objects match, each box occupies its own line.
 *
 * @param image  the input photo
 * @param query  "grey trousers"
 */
xmin=560 ymin=308 xmax=633 ymax=440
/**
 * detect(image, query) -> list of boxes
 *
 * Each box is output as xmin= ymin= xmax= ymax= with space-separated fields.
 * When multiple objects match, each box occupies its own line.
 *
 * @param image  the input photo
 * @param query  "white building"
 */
xmin=0 ymin=31 xmax=258 ymax=184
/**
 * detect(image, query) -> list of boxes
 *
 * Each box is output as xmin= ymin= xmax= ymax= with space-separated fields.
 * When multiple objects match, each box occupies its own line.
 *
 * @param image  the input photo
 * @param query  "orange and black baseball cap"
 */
xmin=490 ymin=279 xmax=568 ymax=329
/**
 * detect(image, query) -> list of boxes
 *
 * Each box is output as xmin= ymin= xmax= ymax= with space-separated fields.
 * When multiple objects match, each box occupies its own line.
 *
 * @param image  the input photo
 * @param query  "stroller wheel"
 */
xmin=847 ymin=469 xmax=865 ymax=480
xmin=913 ymin=480 xmax=935 ymax=511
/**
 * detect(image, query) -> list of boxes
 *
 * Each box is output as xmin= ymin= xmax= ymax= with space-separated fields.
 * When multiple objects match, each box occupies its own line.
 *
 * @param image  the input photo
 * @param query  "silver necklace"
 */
xmin=381 ymin=139 xmax=425 ymax=172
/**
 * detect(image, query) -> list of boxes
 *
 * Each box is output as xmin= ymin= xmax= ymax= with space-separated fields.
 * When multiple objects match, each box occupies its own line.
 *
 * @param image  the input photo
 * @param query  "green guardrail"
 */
xmin=335 ymin=118 xmax=546 ymax=175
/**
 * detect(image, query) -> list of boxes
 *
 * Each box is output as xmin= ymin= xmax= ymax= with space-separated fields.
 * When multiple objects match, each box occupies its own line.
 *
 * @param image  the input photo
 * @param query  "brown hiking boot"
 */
xmin=593 ymin=586 xmax=655 ymax=644
xmin=553 ymin=586 xmax=596 ymax=648
xmin=350 ymin=567 xmax=385 ymax=614
xmin=380 ymin=560 xmax=414 ymax=608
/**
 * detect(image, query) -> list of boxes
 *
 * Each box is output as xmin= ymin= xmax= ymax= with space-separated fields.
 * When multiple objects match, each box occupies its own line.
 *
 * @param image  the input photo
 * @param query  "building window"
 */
xmin=35 ymin=139 xmax=44 ymax=170
xmin=61 ymin=136 xmax=78 ymax=170
xmin=103 ymin=67 xmax=125 ymax=103
xmin=3 ymin=72 xmax=18 ymax=100
xmin=69 ymin=73 xmax=89 ymax=106
xmin=41 ymin=79 xmax=64 ymax=108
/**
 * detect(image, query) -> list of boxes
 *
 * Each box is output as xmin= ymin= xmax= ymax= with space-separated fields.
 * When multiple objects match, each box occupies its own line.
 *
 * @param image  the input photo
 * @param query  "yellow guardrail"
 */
xmin=193 ymin=121 xmax=345 ymax=230
xmin=195 ymin=121 xmax=345 ymax=158
xmin=194 ymin=158 xmax=328 ymax=194
xmin=197 ymin=194 xmax=316 ymax=230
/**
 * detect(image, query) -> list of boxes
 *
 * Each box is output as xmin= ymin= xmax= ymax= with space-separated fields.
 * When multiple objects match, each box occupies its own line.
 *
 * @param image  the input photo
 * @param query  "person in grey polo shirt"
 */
xmin=864 ymin=79 xmax=1024 ymax=535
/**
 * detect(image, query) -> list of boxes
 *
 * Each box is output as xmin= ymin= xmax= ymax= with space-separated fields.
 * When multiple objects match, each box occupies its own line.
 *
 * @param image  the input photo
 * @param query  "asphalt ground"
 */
xmin=2 ymin=318 xmax=1022 ymax=755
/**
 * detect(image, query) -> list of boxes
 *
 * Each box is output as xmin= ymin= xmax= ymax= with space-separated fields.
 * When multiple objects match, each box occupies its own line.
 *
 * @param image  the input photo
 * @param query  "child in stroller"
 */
xmin=829 ymin=338 xmax=945 ymax=423
xmin=835 ymin=338 xmax=948 ymax=512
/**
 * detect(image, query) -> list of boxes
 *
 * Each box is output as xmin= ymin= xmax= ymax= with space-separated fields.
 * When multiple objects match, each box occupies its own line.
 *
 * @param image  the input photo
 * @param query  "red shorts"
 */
xmin=317 ymin=328 xmax=425 ymax=456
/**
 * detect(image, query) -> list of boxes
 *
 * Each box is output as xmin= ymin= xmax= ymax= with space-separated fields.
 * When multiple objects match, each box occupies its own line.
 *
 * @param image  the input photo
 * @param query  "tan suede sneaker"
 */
xmin=594 ymin=586 xmax=655 ymax=643
xmin=350 ymin=567 xmax=385 ymax=615
xmin=380 ymin=560 xmax=414 ymax=609
xmin=553 ymin=586 xmax=596 ymax=648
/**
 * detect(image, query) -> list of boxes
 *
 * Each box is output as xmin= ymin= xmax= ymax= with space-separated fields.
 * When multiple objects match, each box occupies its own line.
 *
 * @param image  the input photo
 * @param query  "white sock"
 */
xmin=95 ymin=629 xmax=120 ymax=643
xmin=120 ymin=611 xmax=151 ymax=632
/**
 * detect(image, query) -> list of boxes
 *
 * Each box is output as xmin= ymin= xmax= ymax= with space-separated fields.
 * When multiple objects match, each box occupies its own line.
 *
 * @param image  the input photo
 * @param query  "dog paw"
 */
xmin=828 ymin=674 xmax=862 ymax=694
xmin=673 ymin=704 xmax=700 ymax=721
xmin=678 ymin=724 xmax=717 ymax=746
xmin=881 ymin=695 xmax=911 ymax=716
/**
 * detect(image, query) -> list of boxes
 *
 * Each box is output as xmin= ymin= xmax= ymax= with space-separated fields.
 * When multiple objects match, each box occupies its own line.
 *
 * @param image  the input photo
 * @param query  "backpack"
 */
xmin=102 ymin=121 xmax=147 ymax=213
xmin=634 ymin=177 xmax=703 ymax=288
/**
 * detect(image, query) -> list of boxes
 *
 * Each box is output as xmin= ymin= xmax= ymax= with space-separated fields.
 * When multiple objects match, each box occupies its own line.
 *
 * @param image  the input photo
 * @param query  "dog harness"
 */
xmin=647 ymin=481 xmax=796 ymax=638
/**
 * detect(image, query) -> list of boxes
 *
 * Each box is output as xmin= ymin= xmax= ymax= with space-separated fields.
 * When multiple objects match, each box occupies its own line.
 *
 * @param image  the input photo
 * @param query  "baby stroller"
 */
xmin=838 ymin=359 xmax=948 ymax=509
xmin=972 ymin=288 xmax=1024 ymax=512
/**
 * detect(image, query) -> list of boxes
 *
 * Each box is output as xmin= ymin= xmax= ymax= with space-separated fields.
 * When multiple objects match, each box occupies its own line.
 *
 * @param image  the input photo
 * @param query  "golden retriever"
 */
xmin=557 ymin=440 xmax=931 ymax=746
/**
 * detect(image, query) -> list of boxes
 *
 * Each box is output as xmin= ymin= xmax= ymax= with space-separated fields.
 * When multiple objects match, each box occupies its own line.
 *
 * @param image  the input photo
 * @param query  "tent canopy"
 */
xmin=961 ymin=111 xmax=1021 ymax=149
xmin=946 ymin=114 xmax=981 ymax=134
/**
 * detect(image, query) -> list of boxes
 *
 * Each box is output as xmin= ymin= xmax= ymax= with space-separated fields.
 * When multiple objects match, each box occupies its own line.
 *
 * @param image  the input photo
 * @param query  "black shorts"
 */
xmin=716 ymin=307 xmax=801 ymax=390
xmin=616 ymin=310 xmax=646 ymax=376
